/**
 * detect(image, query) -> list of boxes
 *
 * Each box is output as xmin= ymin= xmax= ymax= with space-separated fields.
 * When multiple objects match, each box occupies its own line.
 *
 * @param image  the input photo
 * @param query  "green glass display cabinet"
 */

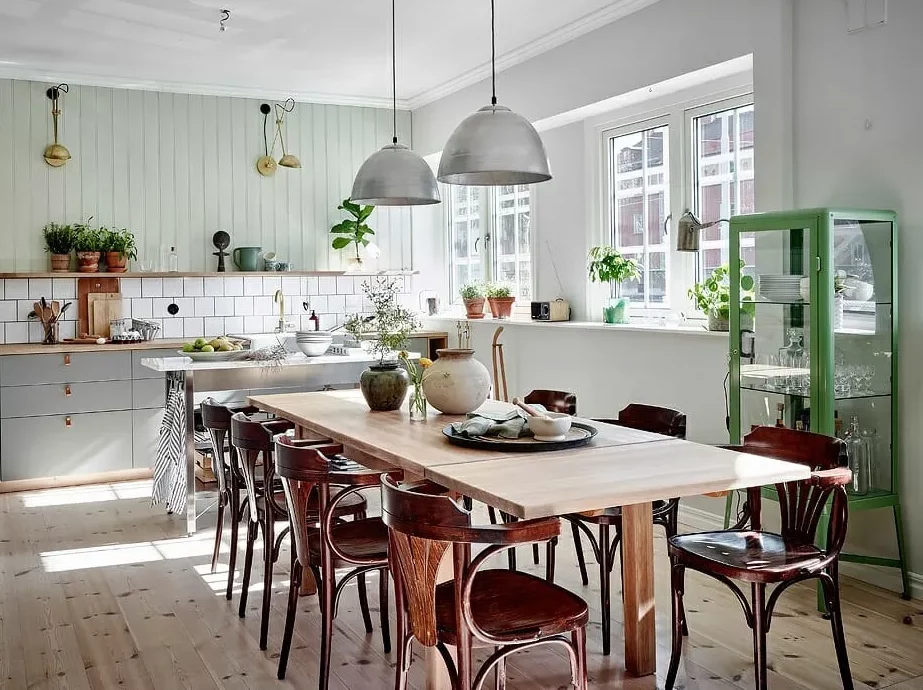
xmin=727 ymin=208 xmax=909 ymax=601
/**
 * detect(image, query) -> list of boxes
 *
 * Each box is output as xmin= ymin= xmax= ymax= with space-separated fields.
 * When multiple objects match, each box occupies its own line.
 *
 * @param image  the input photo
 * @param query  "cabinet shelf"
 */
xmin=740 ymin=383 xmax=891 ymax=401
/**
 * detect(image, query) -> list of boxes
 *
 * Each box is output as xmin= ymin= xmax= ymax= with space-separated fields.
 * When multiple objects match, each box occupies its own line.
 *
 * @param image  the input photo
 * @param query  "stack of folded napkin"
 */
xmin=450 ymin=405 xmax=549 ymax=439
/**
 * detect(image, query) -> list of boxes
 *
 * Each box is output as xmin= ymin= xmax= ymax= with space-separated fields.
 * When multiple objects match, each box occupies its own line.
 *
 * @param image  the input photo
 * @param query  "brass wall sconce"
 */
xmin=256 ymin=98 xmax=300 ymax=177
xmin=43 ymin=84 xmax=71 ymax=167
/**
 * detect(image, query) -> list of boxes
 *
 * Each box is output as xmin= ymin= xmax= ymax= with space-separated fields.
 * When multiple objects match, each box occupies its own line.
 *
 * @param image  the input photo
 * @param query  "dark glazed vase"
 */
xmin=359 ymin=361 xmax=410 ymax=411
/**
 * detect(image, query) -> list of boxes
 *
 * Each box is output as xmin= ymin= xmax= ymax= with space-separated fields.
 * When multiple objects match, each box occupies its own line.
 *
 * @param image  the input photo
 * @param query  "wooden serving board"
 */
xmin=77 ymin=277 xmax=120 ymax=335
xmin=87 ymin=292 xmax=121 ymax=338
xmin=62 ymin=338 xmax=108 ymax=345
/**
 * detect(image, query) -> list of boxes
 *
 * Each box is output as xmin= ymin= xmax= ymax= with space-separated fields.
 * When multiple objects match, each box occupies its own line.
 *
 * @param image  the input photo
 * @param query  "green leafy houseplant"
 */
xmin=360 ymin=278 xmax=419 ymax=364
xmin=459 ymin=283 xmax=485 ymax=300
xmin=688 ymin=260 xmax=755 ymax=331
xmin=485 ymin=282 xmax=516 ymax=319
xmin=102 ymin=228 xmax=138 ymax=260
xmin=588 ymin=246 xmax=640 ymax=324
xmin=43 ymin=223 xmax=75 ymax=255
xmin=485 ymin=283 xmax=513 ymax=298
xmin=459 ymin=282 xmax=486 ymax=319
xmin=330 ymin=198 xmax=375 ymax=265
xmin=73 ymin=227 xmax=106 ymax=252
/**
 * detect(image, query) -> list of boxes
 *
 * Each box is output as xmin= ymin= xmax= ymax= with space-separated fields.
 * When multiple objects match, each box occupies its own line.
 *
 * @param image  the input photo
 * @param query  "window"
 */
xmin=605 ymin=123 xmax=670 ymax=307
xmin=447 ymin=185 xmax=533 ymax=301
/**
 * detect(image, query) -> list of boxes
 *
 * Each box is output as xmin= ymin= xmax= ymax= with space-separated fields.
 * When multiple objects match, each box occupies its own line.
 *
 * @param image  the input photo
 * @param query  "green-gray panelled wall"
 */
xmin=0 ymin=78 xmax=413 ymax=272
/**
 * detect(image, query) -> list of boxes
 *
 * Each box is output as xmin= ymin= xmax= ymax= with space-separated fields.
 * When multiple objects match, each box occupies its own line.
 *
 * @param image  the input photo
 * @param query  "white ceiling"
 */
xmin=0 ymin=0 xmax=660 ymax=108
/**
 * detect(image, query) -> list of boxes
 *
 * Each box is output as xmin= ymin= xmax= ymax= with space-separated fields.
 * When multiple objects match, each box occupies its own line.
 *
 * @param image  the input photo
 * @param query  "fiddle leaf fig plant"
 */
xmin=330 ymin=198 xmax=375 ymax=262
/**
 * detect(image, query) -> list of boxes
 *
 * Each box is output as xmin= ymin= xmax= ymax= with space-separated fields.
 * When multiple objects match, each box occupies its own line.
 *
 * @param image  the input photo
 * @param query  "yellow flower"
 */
xmin=398 ymin=350 xmax=409 ymax=359
xmin=419 ymin=357 xmax=433 ymax=368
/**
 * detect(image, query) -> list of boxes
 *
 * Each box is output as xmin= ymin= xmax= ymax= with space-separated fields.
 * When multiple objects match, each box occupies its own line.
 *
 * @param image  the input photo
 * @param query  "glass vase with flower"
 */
xmin=400 ymin=351 xmax=432 ymax=422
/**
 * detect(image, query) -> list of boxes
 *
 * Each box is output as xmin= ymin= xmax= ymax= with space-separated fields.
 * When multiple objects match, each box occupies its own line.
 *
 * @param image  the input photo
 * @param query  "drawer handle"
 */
xmin=64 ymin=385 xmax=72 ymax=397
xmin=64 ymin=354 xmax=71 ymax=366
xmin=65 ymin=416 xmax=72 ymax=428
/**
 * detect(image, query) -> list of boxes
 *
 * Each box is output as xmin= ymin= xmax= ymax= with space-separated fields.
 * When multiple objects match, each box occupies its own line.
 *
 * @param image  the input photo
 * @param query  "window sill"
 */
xmin=423 ymin=315 xmax=729 ymax=338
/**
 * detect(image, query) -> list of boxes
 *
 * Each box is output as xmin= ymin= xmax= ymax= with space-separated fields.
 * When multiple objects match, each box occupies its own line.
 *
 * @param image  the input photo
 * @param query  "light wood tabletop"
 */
xmin=248 ymin=389 xmax=812 ymax=688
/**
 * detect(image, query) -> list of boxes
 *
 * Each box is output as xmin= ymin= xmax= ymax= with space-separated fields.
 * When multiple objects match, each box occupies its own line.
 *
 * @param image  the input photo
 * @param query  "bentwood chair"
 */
xmin=229 ymin=412 xmax=367 ymax=651
xmin=566 ymin=403 xmax=686 ymax=655
xmin=382 ymin=472 xmax=589 ymax=690
xmin=274 ymin=437 xmax=393 ymax=688
xmin=665 ymin=426 xmax=854 ymax=690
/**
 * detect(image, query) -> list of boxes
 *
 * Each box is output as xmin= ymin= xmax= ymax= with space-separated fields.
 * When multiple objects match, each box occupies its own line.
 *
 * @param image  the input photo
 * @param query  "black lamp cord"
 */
xmin=391 ymin=0 xmax=398 ymax=145
xmin=491 ymin=0 xmax=497 ymax=105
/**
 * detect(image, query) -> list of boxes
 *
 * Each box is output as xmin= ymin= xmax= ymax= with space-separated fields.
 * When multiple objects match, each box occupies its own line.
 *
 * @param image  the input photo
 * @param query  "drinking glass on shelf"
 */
xmin=752 ymin=354 xmax=780 ymax=391
xmin=138 ymin=259 xmax=154 ymax=273
xmin=857 ymin=364 xmax=875 ymax=394
xmin=834 ymin=370 xmax=852 ymax=398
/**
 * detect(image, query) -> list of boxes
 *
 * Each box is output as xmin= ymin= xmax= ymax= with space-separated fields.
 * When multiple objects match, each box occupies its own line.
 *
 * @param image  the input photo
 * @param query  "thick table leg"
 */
xmin=622 ymin=501 xmax=656 ymax=677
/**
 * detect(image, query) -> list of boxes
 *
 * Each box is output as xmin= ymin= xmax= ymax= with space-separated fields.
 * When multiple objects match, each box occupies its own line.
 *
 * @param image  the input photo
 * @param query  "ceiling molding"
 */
xmin=406 ymin=0 xmax=664 ymax=110
xmin=0 ymin=65 xmax=411 ymax=111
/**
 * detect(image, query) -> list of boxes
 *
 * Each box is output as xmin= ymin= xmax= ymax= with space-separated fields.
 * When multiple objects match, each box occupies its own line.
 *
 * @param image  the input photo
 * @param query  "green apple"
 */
xmin=200 ymin=344 xmax=215 ymax=353
xmin=181 ymin=343 xmax=194 ymax=353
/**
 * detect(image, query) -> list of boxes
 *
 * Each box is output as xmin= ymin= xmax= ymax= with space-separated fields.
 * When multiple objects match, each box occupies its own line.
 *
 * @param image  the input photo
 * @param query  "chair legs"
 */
xmin=599 ymin=524 xmax=612 ymax=656
xmin=571 ymin=520 xmax=589 ymax=586
xmin=277 ymin=560 xmax=302 ymax=680
xmin=571 ymin=627 xmax=588 ymax=690
xmin=665 ymin=563 xmax=686 ymax=690
xmin=392 ymin=569 xmax=411 ymax=690
xmin=357 ymin=572 xmax=373 ymax=633
xmin=318 ymin=562 xmax=335 ymax=690
xmin=751 ymin=583 xmax=768 ymax=690
xmin=226 ymin=483 xmax=242 ymax=601
xmin=210 ymin=492 xmax=226 ymax=574
xmin=821 ymin=567 xmax=854 ymax=690
xmin=260 ymin=512 xmax=276 ymax=650
xmin=379 ymin=569 xmax=392 ymax=654
xmin=238 ymin=519 xmax=258 ymax=618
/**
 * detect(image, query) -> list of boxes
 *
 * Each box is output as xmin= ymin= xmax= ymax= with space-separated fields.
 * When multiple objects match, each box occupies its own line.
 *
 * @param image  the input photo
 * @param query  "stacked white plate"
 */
xmin=758 ymin=274 xmax=804 ymax=302
xmin=295 ymin=330 xmax=333 ymax=356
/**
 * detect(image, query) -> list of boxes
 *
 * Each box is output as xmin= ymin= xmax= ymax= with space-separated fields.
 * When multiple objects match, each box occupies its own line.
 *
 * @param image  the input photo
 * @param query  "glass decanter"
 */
xmin=843 ymin=415 xmax=870 ymax=495
xmin=778 ymin=329 xmax=805 ymax=393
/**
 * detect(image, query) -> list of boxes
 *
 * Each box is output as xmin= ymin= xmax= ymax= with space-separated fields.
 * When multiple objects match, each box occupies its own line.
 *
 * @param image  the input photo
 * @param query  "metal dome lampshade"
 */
xmin=437 ymin=0 xmax=551 ymax=186
xmin=350 ymin=0 xmax=440 ymax=206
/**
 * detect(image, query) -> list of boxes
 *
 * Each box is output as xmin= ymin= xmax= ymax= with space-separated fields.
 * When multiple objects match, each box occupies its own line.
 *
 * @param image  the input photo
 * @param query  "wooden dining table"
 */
xmin=249 ymin=389 xmax=811 ymax=688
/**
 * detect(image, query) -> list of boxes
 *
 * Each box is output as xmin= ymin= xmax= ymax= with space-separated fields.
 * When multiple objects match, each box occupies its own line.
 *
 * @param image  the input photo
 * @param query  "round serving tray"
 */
xmin=442 ymin=422 xmax=597 ymax=452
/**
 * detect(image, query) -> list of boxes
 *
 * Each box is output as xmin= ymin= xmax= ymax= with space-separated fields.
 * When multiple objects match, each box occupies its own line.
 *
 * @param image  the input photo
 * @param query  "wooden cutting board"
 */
xmin=77 ymin=277 xmax=120 ymax=335
xmin=87 ymin=292 xmax=121 ymax=338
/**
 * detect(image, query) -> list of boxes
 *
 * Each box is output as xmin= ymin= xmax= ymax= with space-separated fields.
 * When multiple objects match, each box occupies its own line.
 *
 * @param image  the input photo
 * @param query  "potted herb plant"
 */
xmin=73 ymin=220 xmax=105 ymax=273
xmin=42 ymin=223 xmax=75 ymax=272
xmin=486 ymin=283 xmax=516 ymax=319
xmin=459 ymin=282 xmax=486 ymax=319
xmin=588 ymin=246 xmax=640 ymax=324
xmin=330 ymin=198 xmax=375 ymax=271
xmin=688 ymin=260 xmax=756 ymax=331
xmin=102 ymin=228 xmax=137 ymax=273
xmin=355 ymin=278 xmax=419 ymax=411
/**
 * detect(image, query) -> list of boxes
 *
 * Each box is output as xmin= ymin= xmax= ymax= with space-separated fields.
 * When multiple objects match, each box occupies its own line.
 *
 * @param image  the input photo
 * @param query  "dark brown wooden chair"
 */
xmin=665 ymin=426 xmax=853 ymax=690
xmin=200 ymin=399 xmax=260 ymax=600
xmin=274 ymin=437 xmax=393 ymax=687
xmin=229 ymin=412 xmax=367 ymax=651
xmin=566 ymin=403 xmax=686 ymax=655
xmin=381 ymin=472 xmax=589 ymax=690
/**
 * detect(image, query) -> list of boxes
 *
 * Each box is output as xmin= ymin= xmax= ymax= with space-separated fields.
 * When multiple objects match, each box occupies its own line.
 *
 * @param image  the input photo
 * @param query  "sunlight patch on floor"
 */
xmin=20 ymin=480 xmax=155 ymax=508
xmin=40 ymin=530 xmax=214 ymax=572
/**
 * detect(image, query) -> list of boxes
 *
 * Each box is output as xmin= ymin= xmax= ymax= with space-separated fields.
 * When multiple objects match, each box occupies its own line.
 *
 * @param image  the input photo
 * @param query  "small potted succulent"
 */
xmin=688 ymin=260 xmax=755 ymax=331
xmin=73 ymin=220 xmax=105 ymax=273
xmin=459 ymin=282 xmax=486 ymax=319
xmin=588 ymin=246 xmax=640 ymax=324
xmin=42 ymin=223 xmax=75 ymax=272
xmin=486 ymin=282 xmax=516 ymax=319
xmin=102 ymin=228 xmax=137 ymax=273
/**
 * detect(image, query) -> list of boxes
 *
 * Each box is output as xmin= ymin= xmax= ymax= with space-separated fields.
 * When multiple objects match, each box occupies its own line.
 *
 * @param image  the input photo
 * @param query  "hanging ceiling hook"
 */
xmin=219 ymin=9 xmax=230 ymax=32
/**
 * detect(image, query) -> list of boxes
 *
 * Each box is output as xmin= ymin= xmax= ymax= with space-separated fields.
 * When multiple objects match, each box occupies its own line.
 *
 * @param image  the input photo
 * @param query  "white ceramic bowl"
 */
xmin=842 ymin=278 xmax=873 ymax=302
xmin=296 ymin=339 xmax=332 ymax=357
xmin=528 ymin=412 xmax=573 ymax=442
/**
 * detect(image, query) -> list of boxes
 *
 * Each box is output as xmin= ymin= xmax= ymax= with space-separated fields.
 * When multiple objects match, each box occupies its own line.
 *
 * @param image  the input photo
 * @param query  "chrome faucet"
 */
xmin=273 ymin=289 xmax=286 ymax=332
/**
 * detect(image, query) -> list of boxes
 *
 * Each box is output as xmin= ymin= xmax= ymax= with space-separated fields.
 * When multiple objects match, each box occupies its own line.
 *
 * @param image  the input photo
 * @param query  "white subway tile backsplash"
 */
xmin=262 ymin=276 xmax=281 ymax=295
xmin=141 ymin=278 xmax=163 ymax=298
xmin=59 ymin=321 xmax=75 ymax=340
xmin=309 ymin=295 xmax=327 ymax=312
xmin=224 ymin=316 xmax=244 ymax=334
xmin=152 ymin=298 xmax=171 ymax=317
xmin=5 ymin=279 xmax=27 ymax=299
xmin=318 ymin=276 xmax=336 ymax=295
xmin=182 ymin=277 xmax=204 ymax=297
xmin=262 ymin=315 xmax=280 ymax=332
xmin=281 ymin=276 xmax=301 ymax=295
xmin=223 ymin=276 xmax=243 ymax=296
xmin=214 ymin=296 xmax=235 ymax=316
xmin=132 ymin=298 xmax=153 ymax=318
xmin=204 ymin=276 xmax=224 ymax=296
xmin=345 ymin=293 xmax=362 ymax=311
xmin=234 ymin=296 xmax=254 ymax=316
xmin=183 ymin=317 xmax=204 ymax=338
xmin=119 ymin=278 xmax=141 ymax=298
xmin=305 ymin=276 xmax=319 ymax=295
xmin=162 ymin=276 xmax=184 ymax=297
xmin=336 ymin=276 xmax=354 ymax=294
xmin=28 ymin=278 xmax=52 ymax=300
xmin=253 ymin=295 xmax=273 ymax=316
xmin=5 ymin=322 xmax=27 ymax=343
xmin=194 ymin=297 xmax=215 ymax=317
xmin=17 ymin=300 xmax=34 ymax=322
xmin=162 ymin=318 xmax=184 ymax=339
xmin=327 ymin=294 xmax=346 ymax=313
xmin=243 ymin=315 xmax=263 ymax=333
xmin=0 ymin=301 xmax=15 ymax=322
xmin=120 ymin=299 xmax=132 ymax=318
xmin=243 ymin=276 xmax=262 ymax=296
xmin=172 ymin=297 xmax=194 ymax=317
xmin=204 ymin=317 xmax=225 ymax=336
xmin=28 ymin=321 xmax=44 ymax=343
xmin=52 ymin=278 xmax=77 ymax=299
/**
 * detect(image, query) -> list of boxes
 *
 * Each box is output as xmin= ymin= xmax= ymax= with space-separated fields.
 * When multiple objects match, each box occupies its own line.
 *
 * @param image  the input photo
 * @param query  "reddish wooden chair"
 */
xmin=665 ymin=426 xmax=854 ymax=690
xmin=381 ymin=472 xmax=589 ymax=690
xmin=229 ymin=412 xmax=367 ymax=651
xmin=565 ymin=403 xmax=686 ymax=655
xmin=274 ymin=437 xmax=393 ymax=687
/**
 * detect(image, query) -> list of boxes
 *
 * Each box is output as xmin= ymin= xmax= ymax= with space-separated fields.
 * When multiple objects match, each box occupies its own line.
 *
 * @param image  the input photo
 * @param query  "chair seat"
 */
xmin=307 ymin=517 xmax=389 ymax=564
xmin=435 ymin=570 xmax=589 ymax=646
xmin=669 ymin=530 xmax=828 ymax=583
xmin=570 ymin=499 xmax=673 ymax=525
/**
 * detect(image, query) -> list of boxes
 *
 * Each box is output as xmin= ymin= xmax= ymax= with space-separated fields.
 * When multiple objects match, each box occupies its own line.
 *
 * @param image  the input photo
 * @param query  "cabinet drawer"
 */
xmin=1 ymin=411 xmax=133 ymax=481
xmin=0 ymin=352 xmax=131 ymax=386
xmin=1 ymin=380 xmax=132 ymax=418
xmin=132 ymin=408 xmax=163 ymax=470
xmin=132 ymin=378 xmax=165 ymax=409
xmin=132 ymin=349 xmax=177 ymax=380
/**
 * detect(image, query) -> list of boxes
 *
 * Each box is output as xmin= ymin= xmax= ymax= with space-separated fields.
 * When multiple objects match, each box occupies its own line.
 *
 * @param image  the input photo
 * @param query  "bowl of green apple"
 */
xmin=179 ymin=336 xmax=246 ymax=361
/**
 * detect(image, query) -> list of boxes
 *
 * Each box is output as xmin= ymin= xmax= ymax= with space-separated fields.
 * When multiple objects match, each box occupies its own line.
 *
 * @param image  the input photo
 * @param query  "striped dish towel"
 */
xmin=152 ymin=387 xmax=186 ymax=514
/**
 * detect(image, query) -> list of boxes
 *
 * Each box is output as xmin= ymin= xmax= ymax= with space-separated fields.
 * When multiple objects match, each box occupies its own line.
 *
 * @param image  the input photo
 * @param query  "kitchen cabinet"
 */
xmin=1 ymin=380 xmax=132 ymax=419
xmin=0 ymin=351 xmax=131 ymax=386
xmin=132 ymin=408 xmax=163 ymax=470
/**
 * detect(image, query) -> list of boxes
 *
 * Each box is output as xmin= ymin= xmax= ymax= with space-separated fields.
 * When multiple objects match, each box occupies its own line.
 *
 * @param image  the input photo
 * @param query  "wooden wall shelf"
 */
xmin=0 ymin=270 xmax=418 ymax=279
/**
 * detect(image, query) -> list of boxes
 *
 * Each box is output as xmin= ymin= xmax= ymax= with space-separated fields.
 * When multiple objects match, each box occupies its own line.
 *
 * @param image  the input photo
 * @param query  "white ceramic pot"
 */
xmin=422 ymin=348 xmax=491 ymax=415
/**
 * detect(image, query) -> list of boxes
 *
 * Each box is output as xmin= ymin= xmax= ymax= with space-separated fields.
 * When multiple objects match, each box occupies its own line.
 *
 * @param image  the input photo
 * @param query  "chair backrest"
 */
xmin=230 ymin=411 xmax=287 ymax=521
xmin=524 ymin=389 xmax=577 ymax=415
xmin=736 ymin=426 xmax=849 ymax=552
xmin=201 ymin=398 xmax=234 ymax=494
xmin=616 ymin=403 xmax=687 ymax=438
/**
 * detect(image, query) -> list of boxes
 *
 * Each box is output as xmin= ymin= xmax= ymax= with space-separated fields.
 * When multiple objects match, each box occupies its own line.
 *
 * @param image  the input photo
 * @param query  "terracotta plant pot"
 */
xmin=76 ymin=251 xmax=101 ymax=273
xmin=106 ymin=252 xmax=128 ymax=273
xmin=463 ymin=297 xmax=486 ymax=319
xmin=49 ymin=253 xmax=71 ymax=272
xmin=487 ymin=296 xmax=516 ymax=319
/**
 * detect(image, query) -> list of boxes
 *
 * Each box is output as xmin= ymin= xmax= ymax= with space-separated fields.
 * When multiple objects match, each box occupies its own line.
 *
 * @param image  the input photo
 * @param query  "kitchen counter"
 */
xmin=0 ymin=339 xmax=188 ymax=356
xmin=141 ymin=350 xmax=404 ymax=372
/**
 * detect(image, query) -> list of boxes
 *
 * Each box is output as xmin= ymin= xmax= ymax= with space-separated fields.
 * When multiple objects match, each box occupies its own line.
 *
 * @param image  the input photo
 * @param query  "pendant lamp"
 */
xmin=350 ymin=0 xmax=440 ymax=206
xmin=437 ymin=0 xmax=551 ymax=186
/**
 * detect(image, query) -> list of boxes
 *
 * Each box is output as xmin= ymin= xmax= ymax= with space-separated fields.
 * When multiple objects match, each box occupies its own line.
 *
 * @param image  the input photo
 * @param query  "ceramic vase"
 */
xmin=359 ymin=361 xmax=410 ymax=411
xmin=422 ymin=349 xmax=490 ymax=415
